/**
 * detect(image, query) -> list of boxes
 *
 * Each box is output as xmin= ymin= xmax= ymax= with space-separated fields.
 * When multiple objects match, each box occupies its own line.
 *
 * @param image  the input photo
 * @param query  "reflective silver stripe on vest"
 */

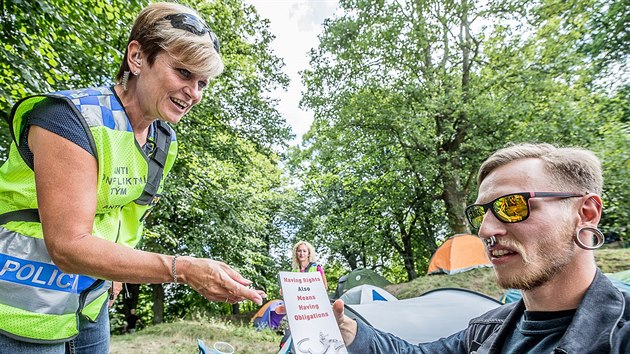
xmin=0 ymin=226 xmax=108 ymax=314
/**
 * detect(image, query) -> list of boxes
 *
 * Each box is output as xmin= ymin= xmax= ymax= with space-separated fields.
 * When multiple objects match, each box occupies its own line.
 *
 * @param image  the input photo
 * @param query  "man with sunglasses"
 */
xmin=332 ymin=143 xmax=630 ymax=353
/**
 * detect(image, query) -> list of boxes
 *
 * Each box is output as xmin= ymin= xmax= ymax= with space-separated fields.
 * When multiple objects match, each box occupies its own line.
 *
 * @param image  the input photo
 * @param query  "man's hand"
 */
xmin=333 ymin=299 xmax=358 ymax=346
xmin=275 ymin=299 xmax=358 ymax=346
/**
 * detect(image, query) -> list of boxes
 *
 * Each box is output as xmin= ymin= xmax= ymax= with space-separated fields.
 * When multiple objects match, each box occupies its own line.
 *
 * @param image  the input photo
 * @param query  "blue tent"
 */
xmin=339 ymin=284 xmax=397 ymax=304
xmin=499 ymin=288 xmax=523 ymax=304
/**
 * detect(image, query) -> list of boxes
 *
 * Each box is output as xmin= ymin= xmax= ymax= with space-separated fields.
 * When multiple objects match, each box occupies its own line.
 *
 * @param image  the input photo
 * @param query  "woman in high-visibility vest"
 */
xmin=291 ymin=240 xmax=328 ymax=290
xmin=0 ymin=3 xmax=264 ymax=352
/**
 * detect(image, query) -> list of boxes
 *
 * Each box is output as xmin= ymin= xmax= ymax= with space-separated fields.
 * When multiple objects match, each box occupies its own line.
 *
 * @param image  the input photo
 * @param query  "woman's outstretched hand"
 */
xmin=180 ymin=257 xmax=266 ymax=305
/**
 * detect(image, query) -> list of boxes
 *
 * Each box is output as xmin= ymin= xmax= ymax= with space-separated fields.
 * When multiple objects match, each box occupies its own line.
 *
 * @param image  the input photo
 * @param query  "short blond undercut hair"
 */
xmin=115 ymin=2 xmax=223 ymax=83
xmin=477 ymin=143 xmax=603 ymax=195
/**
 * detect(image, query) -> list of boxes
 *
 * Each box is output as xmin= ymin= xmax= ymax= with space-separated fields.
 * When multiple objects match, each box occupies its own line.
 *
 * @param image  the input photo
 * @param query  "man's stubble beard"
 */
xmin=495 ymin=222 xmax=576 ymax=290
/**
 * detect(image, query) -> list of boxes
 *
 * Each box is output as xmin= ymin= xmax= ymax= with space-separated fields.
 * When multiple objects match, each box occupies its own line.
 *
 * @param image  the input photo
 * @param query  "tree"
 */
xmin=0 ymin=0 xmax=144 ymax=161
xmin=291 ymin=0 xmax=627 ymax=280
xmin=291 ymin=0 xmax=502 ymax=280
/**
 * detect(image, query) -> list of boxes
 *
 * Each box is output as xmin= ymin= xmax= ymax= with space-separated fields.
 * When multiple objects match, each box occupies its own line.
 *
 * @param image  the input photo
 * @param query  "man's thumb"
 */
xmin=332 ymin=299 xmax=345 ymax=322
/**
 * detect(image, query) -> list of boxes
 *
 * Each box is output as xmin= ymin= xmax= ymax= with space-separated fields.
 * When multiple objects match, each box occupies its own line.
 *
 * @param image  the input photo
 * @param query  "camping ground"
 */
xmin=388 ymin=248 xmax=630 ymax=300
xmin=110 ymin=248 xmax=630 ymax=353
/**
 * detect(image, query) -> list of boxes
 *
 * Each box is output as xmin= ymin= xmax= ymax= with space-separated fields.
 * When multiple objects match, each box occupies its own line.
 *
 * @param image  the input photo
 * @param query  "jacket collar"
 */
xmin=555 ymin=269 xmax=625 ymax=352
xmin=484 ymin=299 xmax=525 ymax=353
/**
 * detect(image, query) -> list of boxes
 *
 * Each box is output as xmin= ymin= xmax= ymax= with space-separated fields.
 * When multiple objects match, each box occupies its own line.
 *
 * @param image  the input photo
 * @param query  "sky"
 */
xmin=243 ymin=0 xmax=339 ymax=145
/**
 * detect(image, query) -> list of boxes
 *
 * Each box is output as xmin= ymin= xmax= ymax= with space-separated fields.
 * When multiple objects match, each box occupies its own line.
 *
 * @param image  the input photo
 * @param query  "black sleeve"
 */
xmin=19 ymin=97 xmax=95 ymax=168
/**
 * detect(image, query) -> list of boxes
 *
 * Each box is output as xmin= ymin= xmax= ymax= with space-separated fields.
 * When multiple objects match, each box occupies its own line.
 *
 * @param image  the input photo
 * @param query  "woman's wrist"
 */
xmin=171 ymin=255 xmax=180 ymax=285
xmin=171 ymin=255 xmax=190 ymax=285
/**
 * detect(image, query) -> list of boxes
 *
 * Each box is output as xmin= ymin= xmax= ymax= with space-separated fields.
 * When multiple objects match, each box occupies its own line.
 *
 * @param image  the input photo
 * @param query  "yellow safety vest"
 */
xmin=0 ymin=87 xmax=177 ymax=342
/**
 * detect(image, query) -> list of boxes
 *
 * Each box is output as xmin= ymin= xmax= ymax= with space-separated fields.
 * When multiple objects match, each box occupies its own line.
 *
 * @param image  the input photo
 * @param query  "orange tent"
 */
xmin=427 ymin=234 xmax=492 ymax=275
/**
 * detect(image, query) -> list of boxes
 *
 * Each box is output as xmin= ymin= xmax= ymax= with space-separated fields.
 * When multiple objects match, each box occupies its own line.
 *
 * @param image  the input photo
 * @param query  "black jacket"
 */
xmin=348 ymin=270 xmax=630 ymax=353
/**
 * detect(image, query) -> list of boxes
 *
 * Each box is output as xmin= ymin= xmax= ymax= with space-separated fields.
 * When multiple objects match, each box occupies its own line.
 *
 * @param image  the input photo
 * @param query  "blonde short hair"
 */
xmin=115 ymin=2 xmax=223 ymax=83
xmin=291 ymin=241 xmax=317 ymax=271
xmin=478 ymin=143 xmax=603 ymax=194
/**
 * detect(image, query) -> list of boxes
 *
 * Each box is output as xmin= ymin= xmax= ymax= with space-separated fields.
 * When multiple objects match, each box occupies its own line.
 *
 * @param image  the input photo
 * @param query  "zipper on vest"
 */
xmin=139 ymin=195 xmax=161 ymax=222
xmin=114 ymin=219 xmax=122 ymax=244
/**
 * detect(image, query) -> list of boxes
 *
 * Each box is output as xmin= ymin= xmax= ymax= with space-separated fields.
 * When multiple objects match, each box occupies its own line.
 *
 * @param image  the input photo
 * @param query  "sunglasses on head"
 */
xmin=465 ymin=192 xmax=584 ymax=231
xmin=164 ymin=13 xmax=221 ymax=54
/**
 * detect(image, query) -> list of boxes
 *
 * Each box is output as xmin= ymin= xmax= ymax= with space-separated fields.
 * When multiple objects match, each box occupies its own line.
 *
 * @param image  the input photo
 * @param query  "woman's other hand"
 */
xmin=108 ymin=281 xmax=123 ymax=307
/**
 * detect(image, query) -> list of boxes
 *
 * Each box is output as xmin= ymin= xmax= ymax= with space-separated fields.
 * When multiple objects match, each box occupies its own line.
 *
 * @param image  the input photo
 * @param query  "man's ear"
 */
xmin=578 ymin=194 xmax=602 ymax=226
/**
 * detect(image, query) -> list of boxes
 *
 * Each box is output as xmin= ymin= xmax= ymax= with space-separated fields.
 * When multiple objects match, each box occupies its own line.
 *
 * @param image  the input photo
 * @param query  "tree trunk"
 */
xmin=442 ymin=174 xmax=468 ymax=234
xmin=123 ymin=283 xmax=140 ymax=316
xmin=232 ymin=303 xmax=240 ymax=315
xmin=384 ymin=219 xmax=418 ymax=281
xmin=453 ymin=0 xmax=475 ymax=234
xmin=437 ymin=0 xmax=475 ymax=236
xmin=340 ymin=244 xmax=358 ymax=270
xmin=398 ymin=221 xmax=417 ymax=281
xmin=402 ymin=252 xmax=418 ymax=281
xmin=151 ymin=283 xmax=164 ymax=324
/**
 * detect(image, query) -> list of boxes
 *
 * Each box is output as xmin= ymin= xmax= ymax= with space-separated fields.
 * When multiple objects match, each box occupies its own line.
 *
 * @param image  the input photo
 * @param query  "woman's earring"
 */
xmin=574 ymin=227 xmax=605 ymax=250
xmin=133 ymin=70 xmax=139 ymax=76
xmin=121 ymin=71 xmax=130 ymax=91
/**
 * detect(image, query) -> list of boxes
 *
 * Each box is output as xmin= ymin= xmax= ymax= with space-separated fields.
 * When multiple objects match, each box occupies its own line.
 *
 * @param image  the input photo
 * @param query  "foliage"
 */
xmin=562 ymin=0 xmax=630 ymax=78
xmin=0 ymin=0 xmax=145 ymax=161
xmin=593 ymin=89 xmax=630 ymax=239
xmin=289 ymin=0 xmax=476 ymax=280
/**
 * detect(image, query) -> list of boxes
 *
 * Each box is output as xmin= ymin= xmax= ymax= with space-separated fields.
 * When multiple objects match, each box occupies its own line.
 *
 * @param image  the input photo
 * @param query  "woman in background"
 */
xmin=291 ymin=240 xmax=328 ymax=289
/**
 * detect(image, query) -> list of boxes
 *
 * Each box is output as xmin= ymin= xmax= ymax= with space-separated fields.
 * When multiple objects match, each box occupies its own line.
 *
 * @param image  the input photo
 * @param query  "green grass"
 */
xmin=387 ymin=247 xmax=630 ymax=300
xmin=110 ymin=248 xmax=629 ymax=352
xmin=595 ymin=247 xmax=630 ymax=273
xmin=386 ymin=266 xmax=502 ymax=299
xmin=109 ymin=318 xmax=280 ymax=354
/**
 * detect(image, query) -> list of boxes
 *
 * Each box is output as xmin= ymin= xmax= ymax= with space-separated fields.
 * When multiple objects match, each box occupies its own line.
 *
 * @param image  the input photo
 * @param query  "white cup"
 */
xmin=213 ymin=341 xmax=235 ymax=354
